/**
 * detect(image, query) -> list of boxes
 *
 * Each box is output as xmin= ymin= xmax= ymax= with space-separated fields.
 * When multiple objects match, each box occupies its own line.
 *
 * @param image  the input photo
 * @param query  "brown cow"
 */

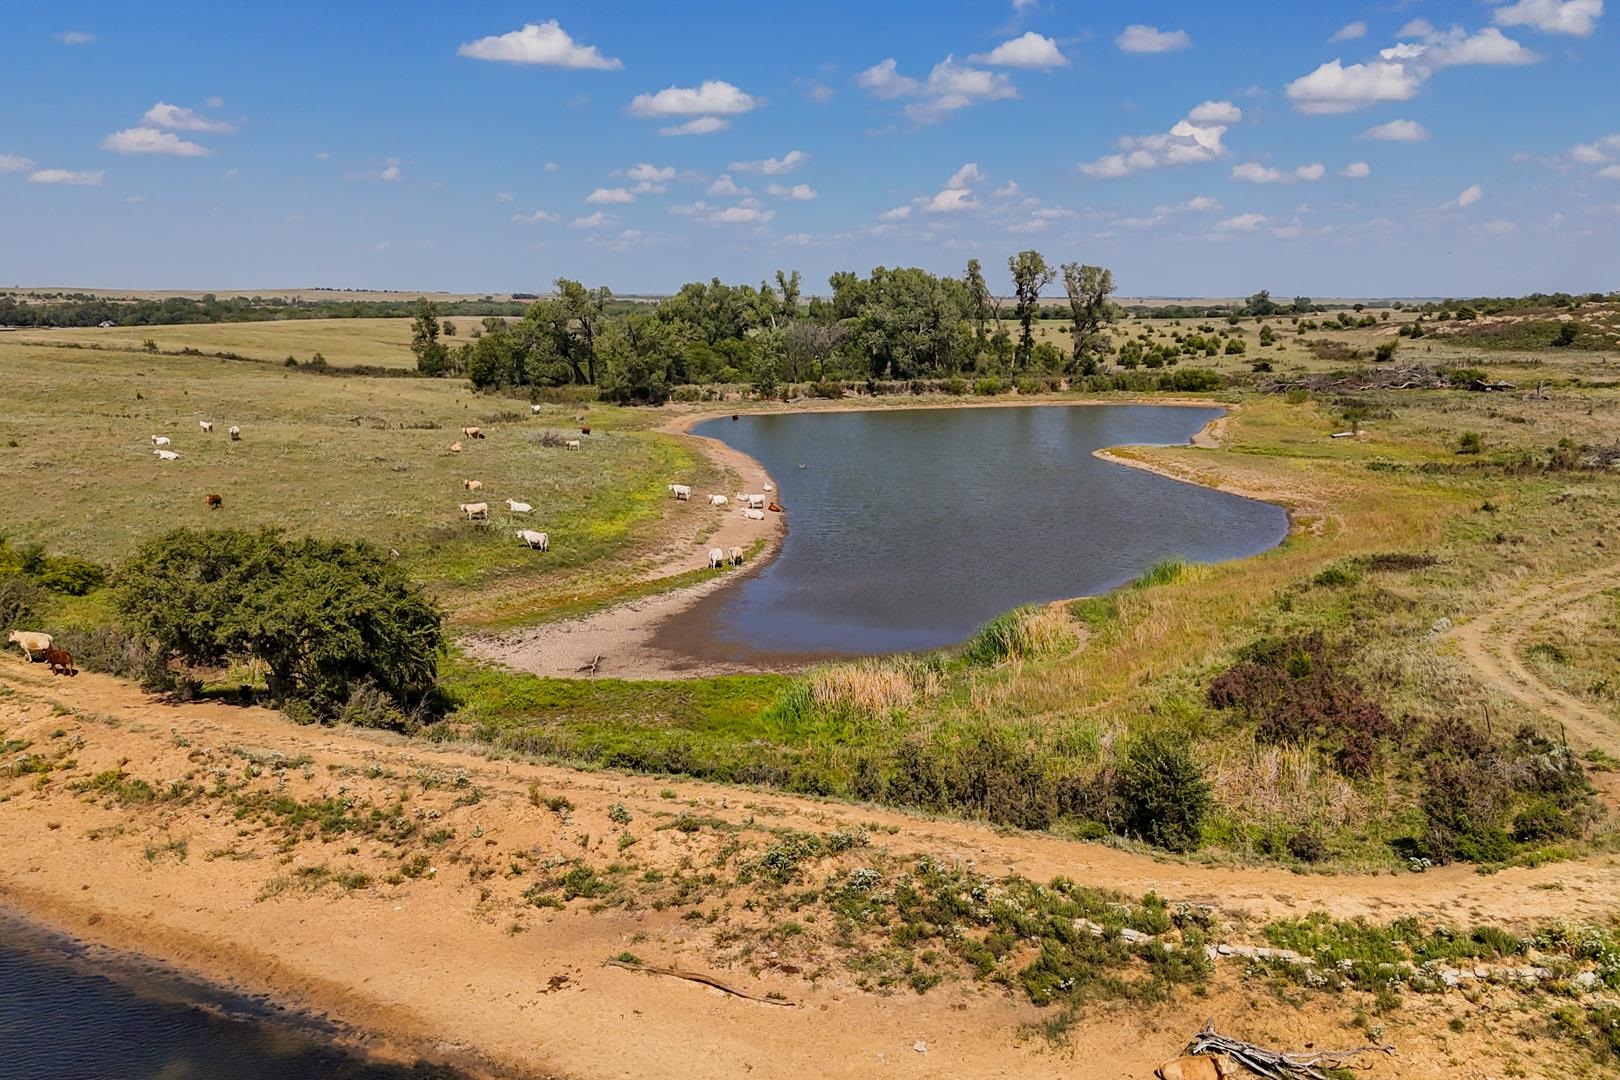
xmin=580 ymin=426 xmax=591 ymax=435
xmin=1156 ymin=1055 xmax=1226 ymax=1080
xmin=767 ymin=501 xmax=783 ymax=513
xmin=205 ymin=494 xmax=223 ymax=510
xmin=462 ymin=426 xmax=485 ymax=439
xmin=43 ymin=649 xmax=77 ymax=677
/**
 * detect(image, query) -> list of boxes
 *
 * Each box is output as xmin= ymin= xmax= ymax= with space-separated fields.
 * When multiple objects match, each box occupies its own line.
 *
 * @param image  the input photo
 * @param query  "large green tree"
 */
xmin=1007 ymin=250 xmax=1056 ymax=370
xmin=411 ymin=297 xmax=449 ymax=376
xmin=1060 ymin=262 xmax=1117 ymax=376
xmin=116 ymin=529 xmax=444 ymax=719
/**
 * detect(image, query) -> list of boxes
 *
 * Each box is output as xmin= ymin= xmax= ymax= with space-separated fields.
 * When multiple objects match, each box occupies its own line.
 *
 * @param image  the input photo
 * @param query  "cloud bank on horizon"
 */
xmin=1 ymin=0 xmax=1615 ymax=296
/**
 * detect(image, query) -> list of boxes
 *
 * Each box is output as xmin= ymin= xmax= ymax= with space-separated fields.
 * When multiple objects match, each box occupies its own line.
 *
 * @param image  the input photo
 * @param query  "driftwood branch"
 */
xmin=575 ymin=654 xmax=601 ymax=677
xmin=602 ymin=959 xmax=796 ymax=1007
xmin=1183 ymin=1020 xmax=1394 ymax=1079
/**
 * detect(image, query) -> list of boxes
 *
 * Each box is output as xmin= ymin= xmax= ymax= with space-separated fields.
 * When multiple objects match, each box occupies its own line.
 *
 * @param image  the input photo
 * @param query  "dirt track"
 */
xmin=2 ymin=660 xmax=1617 ymax=1079
xmin=1449 ymin=560 xmax=1620 ymax=759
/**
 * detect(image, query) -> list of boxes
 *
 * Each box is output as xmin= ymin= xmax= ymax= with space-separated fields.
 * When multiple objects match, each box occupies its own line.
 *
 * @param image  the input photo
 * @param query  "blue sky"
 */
xmin=3 ymin=1 xmax=1616 ymax=297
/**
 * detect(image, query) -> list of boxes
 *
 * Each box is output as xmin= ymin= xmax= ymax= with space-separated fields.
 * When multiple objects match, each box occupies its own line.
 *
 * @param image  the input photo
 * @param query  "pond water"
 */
xmin=659 ymin=405 xmax=1288 ymax=662
xmin=0 ymin=909 xmax=465 ymax=1080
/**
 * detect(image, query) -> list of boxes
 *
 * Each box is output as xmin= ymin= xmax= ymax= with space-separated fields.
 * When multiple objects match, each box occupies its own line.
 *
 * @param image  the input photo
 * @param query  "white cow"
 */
xmin=8 ymin=630 xmax=53 ymax=661
xmin=707 ymin=547 xmax=725 ymax=569
xmin=743 ymin=508 xmax=766 ymax=521
xmin=228 ymin=425 xmax=241 ymax=441
xmin=154 ymin=449 xmax=180 ymax=461
xmin=150 ymin=435 xmax=171 ymax=447
xmin=530 ymin=404 xmax=543 ymax=415
xmin=669 ymin=484 xmax=691 ymax=501
xmin=763 ymin=482 xmax=773 ymax=493
xmin=462 ymin=479 xmax=483 ymax=492
xmin=504 ymin=499 xmax=533 ymax=514
xmin=516 ymin=529 xmax=550 ymax=551
xmin=729 ymin=546 xmax=744 ymax=566
xmin=709 ymin=494 xmax=729 ymax=507
xmin=199 ymin=421 xmax=213 ymax=433
xmin=746 ymin=494 xmax=766 ymax=510
xmin=564 ymin=439 xmax=581 ymax=450
xmin=458 ymin=502 xmax=490 ymax=521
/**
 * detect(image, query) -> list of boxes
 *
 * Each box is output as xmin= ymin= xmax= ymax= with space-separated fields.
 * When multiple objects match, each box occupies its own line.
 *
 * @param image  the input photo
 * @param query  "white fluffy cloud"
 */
xmin=1285 ymin=59 xmax=1423 ymax=113
xmin=511 ymin=210 xmax=557 ymax=224
xmin=946 ymin=163 xmax=985 ymax=189
xmin=1078 ymin=102 xmax=1238 ymax=177
xmin=60 ymin=30 xmax=94 ymax=45
xmin=495 ymin=192 xmax=514 ymax=202
xmin=1187 ymin=99 xmax=1243 ymax=124
xmin=1493 ymin=0 xmax=1603 ymax=36
xmin=766 ymin=183 xmax=816 ymax=200
xmin=658 ymin=117 xmax=728 ymax=136
xmin=856 ymin=56 xmax=1016 ymax=124
xmin=1288 ymin=24 xmax=1538 ymax=113
xmin=585 ymin=186 xmax=635 ymax=204
xmin=1570 ymin=135 xmax=1620 ymax=164
xmin=1216 ymin=213 xmax=1266 ymax=231
xmin=878 ymin=205 xmax=912 ymax=221
xmin=626 ymin=163 xmax=674 ymax=182
xmin=630 ymin=81 xmax=759 ymax=117
xmin=1116 ymin=25 xmax=1191 ymax=53
xmin=1360 ymin=118 xmax=1430 ymax=141
xmin=922 ymin=188 xmax=977 ymax=213
xmin=707 ymin=174 xmax=747 ymax=196
xmin=1331 ymin=21 xmax=1368 ymax=42
xmin=379 ymin=164 xmax=401 ymax=181
xmin=1598 ymin=165 xmax=1620 ymax=179
xmin=1399 ymin=19 xmax=1437 ymax=37
xmin=0 ymin=153 xmax=35 ymax=174
xmin=143 ymin=102 xmax=235 ymax=133
xmin=457 ymin=20 xmax=621 ymax=69
xmin=971 ymin=32 xmax=1067 ymax=69
xmin=1231 ymin=162 xmax=1324 ymax=183
xmin=730 ymin=150 xmax=807 ymax=174
xmin=1450 ymin=184 xmax=1485 ymax=208
xmin=710 ymin=205 xmax=774 ymax=224
xmin=572 ymin=211 xmax=610 ymax=228
xmin=103 ymin=127 xmax=210 ymax=156
xmin=1342 ymin=161 xmax=1372 ymax=178
xmin=28 ymin=169 xmax=104 ymax=186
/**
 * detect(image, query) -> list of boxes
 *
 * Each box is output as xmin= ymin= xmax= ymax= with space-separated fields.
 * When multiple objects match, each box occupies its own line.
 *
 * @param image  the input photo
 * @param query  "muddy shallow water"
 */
xmin=654 ymin=404 xmax=1288 ymax=663
xmin=0 ymin=908 xmax=466 ymax=1080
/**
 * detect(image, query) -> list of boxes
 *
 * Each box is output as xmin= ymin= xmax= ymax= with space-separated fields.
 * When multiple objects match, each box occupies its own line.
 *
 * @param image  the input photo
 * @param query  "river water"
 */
xmin=0 ymin=909 xmax=466 ymax=1080
xmin=661 ymin=404 xmax=1288 ymax=661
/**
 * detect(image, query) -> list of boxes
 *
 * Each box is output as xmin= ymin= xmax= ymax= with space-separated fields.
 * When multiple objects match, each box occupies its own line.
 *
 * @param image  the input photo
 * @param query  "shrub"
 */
xmin=1457 ymin=431 xmax=1483 ymax=455
xmin=962 ymin=606 xmax=1077 ymax=666
xmin=1287 ymin=829 xmax=1329 ymax=864
xmin=974 ymin=377 xmax=1007 ymax=396
xmin=31 ymin=556 xmax=106 ymax=595
xmin=115 ymin=528 xmax=445 ymax=719
xmin=943 ymin=376 xmax=969 ymax=396
xmin=808 ymin=380 xmax=845 ymax=400
xmin=1158 ymin=368 xmax=1222 ymax=392
xmin=0 ymin=575 xmax=46 ymax=630
xmin=1374 ymin=340 xmax=1399 ymax=363
xmin=1117 ymin=731 xmax=1210 ymax=852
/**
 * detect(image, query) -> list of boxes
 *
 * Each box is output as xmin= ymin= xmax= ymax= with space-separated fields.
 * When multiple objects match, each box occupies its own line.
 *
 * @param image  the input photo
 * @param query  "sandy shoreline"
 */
xmin=468 ymin=395 xmax=1244 ymax=680
xmin=1 ymin=660 xmax=1605 ymax=1080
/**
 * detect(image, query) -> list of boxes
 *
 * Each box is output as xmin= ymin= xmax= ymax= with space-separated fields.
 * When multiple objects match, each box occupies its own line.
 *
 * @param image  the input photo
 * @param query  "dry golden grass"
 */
xmin=1209 ymin=740 xmax=1367 ymax=832
xmin=5 ymin=318 xmax=422 ymax=368
xmin=809 ymin=660 xmax=917 ymax=715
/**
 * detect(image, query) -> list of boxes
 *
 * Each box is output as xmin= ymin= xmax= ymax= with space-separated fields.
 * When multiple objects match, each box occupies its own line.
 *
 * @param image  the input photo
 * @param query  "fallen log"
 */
xmin=1180 ymin=1020 xmax=1394 ymax=1079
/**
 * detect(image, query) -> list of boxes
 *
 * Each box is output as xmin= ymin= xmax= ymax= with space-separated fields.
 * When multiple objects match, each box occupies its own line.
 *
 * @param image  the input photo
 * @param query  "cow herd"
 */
xmin=669 ymin=478 xmax=782 ymax=571
xmin=450 ymin=418 xmax=592 ymax=555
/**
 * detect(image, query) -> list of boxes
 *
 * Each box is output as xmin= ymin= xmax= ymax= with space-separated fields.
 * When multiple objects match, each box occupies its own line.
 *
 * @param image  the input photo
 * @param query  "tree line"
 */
xmin=0 ymin=293 xmax=533 ymax=328
xmin=414 ymin=252 xmax=1125 ymax=402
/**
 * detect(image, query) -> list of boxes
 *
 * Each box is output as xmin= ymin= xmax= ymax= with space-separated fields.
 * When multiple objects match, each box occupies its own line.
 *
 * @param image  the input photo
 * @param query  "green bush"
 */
xmin=808 ymin=380 xmax=845 ymax=399
xmin=942 ymin=376 xmax=969 ymax=396
xmin=1157 ymin=368 xmax=1222 ymax=392
xmin=0 ymin=575 xmax=46 ymax=631
xmin=1117 ymin=731 xmax=1210 ymax=852
xmin=115 ymin=528 xmax=445 ymax=722
xmin=974 ymin=377 xmax=1007 ymax=396
xmin=1457 ymin=431 xmax=1483 ymax=455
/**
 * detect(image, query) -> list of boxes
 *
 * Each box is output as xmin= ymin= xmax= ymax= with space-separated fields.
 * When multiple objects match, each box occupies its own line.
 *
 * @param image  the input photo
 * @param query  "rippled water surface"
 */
xmin=0 ymin=910 xmax=460 ymax=1080
xmin=669 ymin=405 xmax=1288 ymax=659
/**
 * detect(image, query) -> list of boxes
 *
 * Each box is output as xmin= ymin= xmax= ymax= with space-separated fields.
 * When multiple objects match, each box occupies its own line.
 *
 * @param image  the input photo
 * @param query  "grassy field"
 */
xmin=0 ymin=338 xmax=726 ymax=626
xmin=3 ymin=318 xmax=424 ymax=369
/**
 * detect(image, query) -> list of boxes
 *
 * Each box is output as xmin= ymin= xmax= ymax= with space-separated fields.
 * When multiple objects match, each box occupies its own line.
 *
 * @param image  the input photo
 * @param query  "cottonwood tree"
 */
xmin=1008 ymin=250 xmax=1056 ymax=370
xmin=964 ymin=258 xmax=991 ymax=349
xmin=1060 ymin=262 xmax=1117 ymax=375
xmin=411 ymin=297 xmax=449 ymax=376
